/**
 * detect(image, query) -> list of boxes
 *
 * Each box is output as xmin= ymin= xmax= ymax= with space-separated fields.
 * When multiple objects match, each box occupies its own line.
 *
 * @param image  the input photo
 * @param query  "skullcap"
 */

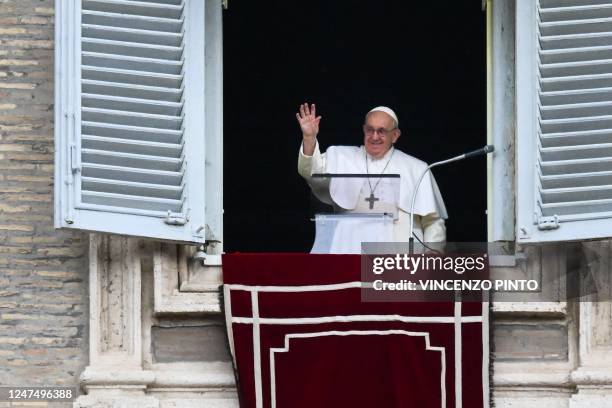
xmin=368 ymin=106 xmax=399 ymax=127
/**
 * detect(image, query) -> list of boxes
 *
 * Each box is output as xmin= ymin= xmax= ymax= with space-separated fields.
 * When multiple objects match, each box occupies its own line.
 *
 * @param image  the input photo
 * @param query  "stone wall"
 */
xmin=0 ymin=0 xmax=89 ymax=401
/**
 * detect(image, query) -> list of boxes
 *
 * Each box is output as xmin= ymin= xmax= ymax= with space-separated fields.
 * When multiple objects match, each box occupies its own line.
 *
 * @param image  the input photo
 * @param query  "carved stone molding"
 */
xmin=570 ymin=241 xmax=612 ymax=407
xmin=493 ymin=363 xmax=575 ymax=408
xmin=89 ymin=234 xmax=144 ymax=367
xmin=75 ymin=234 xmax=157 ymax=408
xmin=492 ymin=244 xmax=567 ymax=315
xmin=153 ymin=243 xmax=221 ymax=314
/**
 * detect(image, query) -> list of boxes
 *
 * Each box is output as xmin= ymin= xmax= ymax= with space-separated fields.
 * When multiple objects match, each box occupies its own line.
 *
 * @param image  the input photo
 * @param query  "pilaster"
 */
xmin=74 ymin=234 xmax=157 ymax=408
xmin=570 ymin=241 xmax=612 ymax=407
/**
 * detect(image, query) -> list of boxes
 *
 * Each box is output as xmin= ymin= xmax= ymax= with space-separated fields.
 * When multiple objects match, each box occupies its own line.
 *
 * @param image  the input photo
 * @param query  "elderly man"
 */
xmin=297 ymin=103 xmax=447 ymax=245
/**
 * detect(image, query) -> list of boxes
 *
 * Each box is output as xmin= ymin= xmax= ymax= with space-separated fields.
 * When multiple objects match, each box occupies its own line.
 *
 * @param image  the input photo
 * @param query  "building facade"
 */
xmin=0 ymin=0 xmax=611 ymax=407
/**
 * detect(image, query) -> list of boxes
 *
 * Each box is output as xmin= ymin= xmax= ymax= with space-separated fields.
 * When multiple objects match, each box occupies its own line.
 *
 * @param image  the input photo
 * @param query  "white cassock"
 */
xmin=298 ymin=141 xmax=448 ymax=253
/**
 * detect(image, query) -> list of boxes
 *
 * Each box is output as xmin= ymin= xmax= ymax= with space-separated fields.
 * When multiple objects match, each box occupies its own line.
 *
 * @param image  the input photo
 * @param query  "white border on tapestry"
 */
xmin=269 ymin=330 xmax=446 ymax=408
xmin=224 ymin=282 xmax=489 ymax=408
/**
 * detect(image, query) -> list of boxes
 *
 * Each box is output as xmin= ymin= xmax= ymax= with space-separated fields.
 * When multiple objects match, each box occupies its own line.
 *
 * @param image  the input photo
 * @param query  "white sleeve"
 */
xmin=298 ymin=140 xmax=326 ymax=178
xmin=297 ymin=140 xmax=333 ymax=205
xmin=422 ymin=213 xmax=446 ymax=242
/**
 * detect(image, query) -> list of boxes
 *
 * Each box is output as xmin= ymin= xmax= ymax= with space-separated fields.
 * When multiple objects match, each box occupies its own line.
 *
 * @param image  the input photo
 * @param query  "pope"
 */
xmin=296 ymin=103 xmax=447 ymax=246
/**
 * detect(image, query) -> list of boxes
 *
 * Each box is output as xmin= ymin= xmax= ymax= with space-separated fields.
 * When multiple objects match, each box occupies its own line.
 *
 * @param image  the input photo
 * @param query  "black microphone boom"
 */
xmin=464 ymin=144 xmax=495 ymax=159
xmin=408 ymin=144 xmax=495 ymax=252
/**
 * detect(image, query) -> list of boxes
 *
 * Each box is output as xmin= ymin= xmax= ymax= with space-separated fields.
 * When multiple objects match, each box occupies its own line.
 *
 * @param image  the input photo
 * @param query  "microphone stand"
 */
xmin=408 ymin=145 xmax=495 ymax=254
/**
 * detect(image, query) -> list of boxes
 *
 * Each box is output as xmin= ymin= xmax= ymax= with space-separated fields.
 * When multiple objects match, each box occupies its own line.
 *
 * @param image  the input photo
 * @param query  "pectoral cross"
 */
xmin=365 ymin=193 xmax=379 ymax=209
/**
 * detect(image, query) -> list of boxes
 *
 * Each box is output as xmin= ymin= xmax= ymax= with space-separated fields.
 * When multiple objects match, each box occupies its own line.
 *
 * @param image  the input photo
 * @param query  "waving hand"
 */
xmin=296 ymin=103 xmax=321 ymax=139
xmin=296 ymin=103 xmax=321 ymax=156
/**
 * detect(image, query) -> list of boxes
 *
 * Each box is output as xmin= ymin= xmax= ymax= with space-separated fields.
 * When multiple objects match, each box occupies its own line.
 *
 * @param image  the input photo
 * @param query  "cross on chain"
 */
xmin=365 ymin=147 xmax=395 ymax=211
xmin=365 ymin=192 xmax=379 ymax=209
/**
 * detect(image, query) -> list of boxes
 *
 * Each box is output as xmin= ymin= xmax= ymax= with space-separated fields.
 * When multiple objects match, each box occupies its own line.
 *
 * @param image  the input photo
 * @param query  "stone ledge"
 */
xmin=74 ymin=394 xmax=159 ymax=408
xmin=79 ymin=364 xmax=237 ymax=392
xmin=494 ymin=362 xmax=573 ymax=388
xmin=80 ymin=367 xmax=156 ymax=388
xmin=571 ymin=369 xmax=612 ymax=386
xmin=152 ymin=370 xmax=235 ymax=389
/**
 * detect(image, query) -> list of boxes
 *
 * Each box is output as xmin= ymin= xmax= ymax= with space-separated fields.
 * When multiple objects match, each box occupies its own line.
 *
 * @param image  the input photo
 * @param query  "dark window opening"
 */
xmin=224 ymin=1 xmax=487 ymax=251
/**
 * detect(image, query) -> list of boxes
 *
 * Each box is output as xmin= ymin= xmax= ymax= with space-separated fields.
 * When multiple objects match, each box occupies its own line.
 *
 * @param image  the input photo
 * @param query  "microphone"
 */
xmin=464 ymin=145 xmax=495 ymax=159
xmin=408 ymin=145 xmax=495 ymax=253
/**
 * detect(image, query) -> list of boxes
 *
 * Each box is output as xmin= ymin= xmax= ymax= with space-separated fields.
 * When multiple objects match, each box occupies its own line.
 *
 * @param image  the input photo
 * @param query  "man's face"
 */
xmin=363 ymin=111 xmax=401 ymax=159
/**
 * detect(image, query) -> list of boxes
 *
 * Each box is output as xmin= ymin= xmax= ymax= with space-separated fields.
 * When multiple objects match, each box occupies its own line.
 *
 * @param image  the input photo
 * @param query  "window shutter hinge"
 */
xmin=70 ymin=144 xmax=80 ymax=173
xmin=164 ymin=210 xmax=188 ymax=226
xmin=192 ymin=243 xmax=223 ymax=266
xmin=537 ymin=215 xmax=560 ymax=230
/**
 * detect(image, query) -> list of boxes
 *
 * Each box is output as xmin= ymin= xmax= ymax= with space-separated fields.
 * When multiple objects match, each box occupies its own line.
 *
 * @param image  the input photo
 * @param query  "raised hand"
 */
xmin=296 ymin=103 xmax=322 ymax=140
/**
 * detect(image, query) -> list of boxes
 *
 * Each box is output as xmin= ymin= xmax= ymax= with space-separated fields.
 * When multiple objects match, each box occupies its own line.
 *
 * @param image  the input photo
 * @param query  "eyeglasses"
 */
xmin=363 ymin=125 xmax=397 ymax=136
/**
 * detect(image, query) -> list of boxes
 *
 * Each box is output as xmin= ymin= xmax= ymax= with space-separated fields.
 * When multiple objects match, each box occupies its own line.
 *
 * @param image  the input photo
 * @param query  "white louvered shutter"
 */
xmin=516 ymin=0 xmax=612 ymax=242
xmin=55 ymin=0 xmax=215 ymax=243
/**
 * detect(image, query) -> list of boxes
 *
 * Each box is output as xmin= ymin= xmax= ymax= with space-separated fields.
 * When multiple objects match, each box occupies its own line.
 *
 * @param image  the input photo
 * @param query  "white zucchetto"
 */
xmin=368 ymin=106 xmax=399 ymax=127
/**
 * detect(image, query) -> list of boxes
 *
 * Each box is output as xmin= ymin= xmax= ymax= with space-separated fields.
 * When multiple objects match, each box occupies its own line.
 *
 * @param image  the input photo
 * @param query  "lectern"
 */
xmin=309 ymin=174 xmax=400 ymax=254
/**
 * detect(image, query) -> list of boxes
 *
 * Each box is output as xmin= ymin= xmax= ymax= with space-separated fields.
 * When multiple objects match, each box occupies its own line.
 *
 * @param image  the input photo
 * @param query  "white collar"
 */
xmin=362 ymin=145 xmax=395 ymax=163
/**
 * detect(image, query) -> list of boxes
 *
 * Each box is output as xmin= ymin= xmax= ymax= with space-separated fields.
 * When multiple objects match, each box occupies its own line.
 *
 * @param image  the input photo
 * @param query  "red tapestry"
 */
xmin=223 ymin=253 xmax=489 ymax=408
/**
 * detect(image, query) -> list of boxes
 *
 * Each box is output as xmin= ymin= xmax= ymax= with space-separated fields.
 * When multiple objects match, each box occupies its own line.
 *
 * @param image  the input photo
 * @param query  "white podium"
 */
xmin=308 ymin=173 xmax=400 ymax=254
xmin=310 ymin=213 xmax=395 ymax=254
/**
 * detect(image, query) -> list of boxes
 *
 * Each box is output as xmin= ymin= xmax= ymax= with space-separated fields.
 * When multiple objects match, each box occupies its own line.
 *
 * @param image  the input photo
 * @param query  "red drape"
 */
xmin=223 ymin=253 xmax=488 ymax=408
